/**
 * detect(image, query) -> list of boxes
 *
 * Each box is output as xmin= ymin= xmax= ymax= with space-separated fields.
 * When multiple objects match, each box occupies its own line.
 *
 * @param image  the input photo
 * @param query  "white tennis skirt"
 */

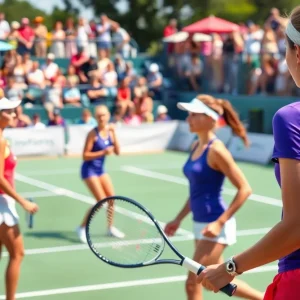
xmin=193 ymin=218 xmax=236 ymax=246
xmin=0 ymin=194 xmax=19 ymax=227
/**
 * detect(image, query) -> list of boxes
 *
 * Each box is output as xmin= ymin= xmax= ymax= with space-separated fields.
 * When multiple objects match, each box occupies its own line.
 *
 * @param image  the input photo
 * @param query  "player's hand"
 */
xmin=22 ymin=200 xmax=39 ymax=214
xmin=201 ymin=220 xmax=223 ymax=238
xmin=105 ymin=146 xmax=115 ymax=155
xmin=164 ymin=219 xmax=181 ymax=236
xmin=197 ymin=263 xmax=235 ymax=293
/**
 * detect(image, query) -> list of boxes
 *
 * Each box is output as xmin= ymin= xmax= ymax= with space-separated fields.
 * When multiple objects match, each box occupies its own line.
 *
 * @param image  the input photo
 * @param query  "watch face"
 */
xmin=227 ymin=262 xmax=234 ymax=272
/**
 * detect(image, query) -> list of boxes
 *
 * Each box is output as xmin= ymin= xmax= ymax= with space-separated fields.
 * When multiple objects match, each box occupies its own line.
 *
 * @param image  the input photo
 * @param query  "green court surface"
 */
xmin=0 ymin=152 xmax=282 ymax=299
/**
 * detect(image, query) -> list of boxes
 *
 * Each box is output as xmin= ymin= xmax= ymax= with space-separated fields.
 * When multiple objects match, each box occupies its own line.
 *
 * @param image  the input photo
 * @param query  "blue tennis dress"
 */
xmin=183 ymin=138 xmax=228 ymax=223
xmin=81 ymin=128 xmax=113 ymax=179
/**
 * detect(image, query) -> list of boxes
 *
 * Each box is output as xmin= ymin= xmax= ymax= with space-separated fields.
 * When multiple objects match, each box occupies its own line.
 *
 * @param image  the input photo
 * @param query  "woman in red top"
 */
xmin=116 ymin=77 xmax=131 ymax=117
xmin=0 ymin=95 xmax=38 ymax=300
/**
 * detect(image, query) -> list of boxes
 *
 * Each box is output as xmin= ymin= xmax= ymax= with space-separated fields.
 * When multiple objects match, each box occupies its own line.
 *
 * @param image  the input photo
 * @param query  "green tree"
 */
xmin=250 ymin=0 xmax=298 ymax=23
xmin=0 ymin=0 xmax=79 ymax=30
xmin=0 ymin=0 xmax=47 ymax=24
xmin=76 ymin=0 xmax=120 ymax=19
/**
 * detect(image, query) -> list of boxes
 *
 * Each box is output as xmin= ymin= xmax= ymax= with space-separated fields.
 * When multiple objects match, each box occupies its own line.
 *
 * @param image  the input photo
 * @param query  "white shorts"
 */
xmin=193 ymin=218 xmax=236 ymax=246
xmin=0 ymin=194 xmax=19 ymax=227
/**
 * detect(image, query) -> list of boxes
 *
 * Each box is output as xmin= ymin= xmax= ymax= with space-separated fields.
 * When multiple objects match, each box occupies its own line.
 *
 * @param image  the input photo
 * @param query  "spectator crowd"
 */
xmin=0 ymin=13 xmax=171 ymax=128
xmin=1 ymin=7 xmax=293 ymax=130
xmin=163 ymin=8 xmax=297 ymax=97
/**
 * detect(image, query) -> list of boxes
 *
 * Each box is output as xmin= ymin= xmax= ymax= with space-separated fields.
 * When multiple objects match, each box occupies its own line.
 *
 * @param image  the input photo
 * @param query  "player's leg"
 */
xmin=0 ymin=223 xmax=24 ymax=300
xmin=185 ymin=239 xmax=226 ymax=300
xmin=99 ymin=174 xmax=125 ymax=238
xmin=77 ymin=176 xmax=106 ymax=243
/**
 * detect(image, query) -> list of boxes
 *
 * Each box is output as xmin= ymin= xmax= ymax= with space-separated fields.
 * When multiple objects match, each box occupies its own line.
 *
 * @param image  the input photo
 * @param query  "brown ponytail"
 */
xmin=196 ymin=94 xmax=249 ymax=146
xmin=219 ymin=99 xmax=249 ymax=147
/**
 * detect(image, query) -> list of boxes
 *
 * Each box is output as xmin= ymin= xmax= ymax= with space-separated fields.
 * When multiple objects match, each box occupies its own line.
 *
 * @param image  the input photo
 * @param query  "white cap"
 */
xmin=149 ymin=63 xmax=159 ymax=72
xmin=47 ymin=53 xmax=55 ymax=60
xmin=157 ymin=105 xmax=168 ymax=115
xmin=11 ymin=21 xmax=20 ymax=29
xmin=177 ymin=98 xmax=219 ymax=121
xmin=0 ymin=97 xmax=21 ymax=110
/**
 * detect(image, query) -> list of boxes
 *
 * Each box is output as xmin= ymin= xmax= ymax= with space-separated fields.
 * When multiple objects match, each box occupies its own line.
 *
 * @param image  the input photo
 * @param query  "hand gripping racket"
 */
xmin=26 ymin=198 xmax=34 ymax=229
xmin=85 ymin=196 xmax=237 ymax=297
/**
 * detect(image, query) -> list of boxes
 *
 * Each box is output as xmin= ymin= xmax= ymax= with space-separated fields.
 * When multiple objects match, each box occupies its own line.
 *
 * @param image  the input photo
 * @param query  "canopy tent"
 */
xmin=182 ymin=16 xmax=240 ymax=34
xmin=163 ymin=31 xmax=212 ymax=43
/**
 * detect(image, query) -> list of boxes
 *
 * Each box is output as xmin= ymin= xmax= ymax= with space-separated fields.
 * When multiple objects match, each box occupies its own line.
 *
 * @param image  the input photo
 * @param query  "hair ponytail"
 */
xmin=219 ymin=99 xmax=249 ymax=147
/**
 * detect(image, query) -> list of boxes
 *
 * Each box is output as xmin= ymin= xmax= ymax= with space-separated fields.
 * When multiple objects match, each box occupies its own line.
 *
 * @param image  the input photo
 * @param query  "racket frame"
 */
xmin=86 ymin=196 xmax=184 ymax=268
xmin=86 ymin=195 xmax=237 ymax=297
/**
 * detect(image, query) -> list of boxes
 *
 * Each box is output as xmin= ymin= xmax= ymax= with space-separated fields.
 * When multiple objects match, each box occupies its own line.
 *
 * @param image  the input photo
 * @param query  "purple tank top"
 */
xmin=84 ymin=128 xmax=113 ymax=170
xmin=183 ymin=138 xmax=227 ymax=222
xmin=272 ymin=102 xmax=300 ymax=273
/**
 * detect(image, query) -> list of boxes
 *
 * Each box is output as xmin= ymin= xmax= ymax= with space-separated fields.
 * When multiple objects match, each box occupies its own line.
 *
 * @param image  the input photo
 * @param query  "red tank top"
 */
xmin=0 ymin=146 xmax=17 ymax=194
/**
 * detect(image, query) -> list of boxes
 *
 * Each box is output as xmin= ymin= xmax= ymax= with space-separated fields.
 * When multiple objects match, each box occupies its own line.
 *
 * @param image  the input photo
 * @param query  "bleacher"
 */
xmin=13 ymin=54 xmax=166 ymax=123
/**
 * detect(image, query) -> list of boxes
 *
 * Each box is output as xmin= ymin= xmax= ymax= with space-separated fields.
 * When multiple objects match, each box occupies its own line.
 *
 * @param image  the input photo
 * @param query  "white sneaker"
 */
xmin=107 ymin=226 xmax=125 ymax=239
xmin=76 ymin=226 xmax=87 ymax=244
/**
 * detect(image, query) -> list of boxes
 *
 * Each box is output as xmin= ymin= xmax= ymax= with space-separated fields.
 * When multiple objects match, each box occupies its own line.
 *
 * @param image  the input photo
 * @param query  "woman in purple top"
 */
xmin=76 ymin=105 xmax=125 ymax=243
xmin=197 ymin=7 xmax=300 ymax=300
xmin=164 ymin=94 xmax=263 ymax=299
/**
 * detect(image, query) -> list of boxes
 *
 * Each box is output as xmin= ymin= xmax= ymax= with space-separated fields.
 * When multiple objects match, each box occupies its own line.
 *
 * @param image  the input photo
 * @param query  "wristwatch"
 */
xmin=225 ymin=256 xmax=241 ymax=276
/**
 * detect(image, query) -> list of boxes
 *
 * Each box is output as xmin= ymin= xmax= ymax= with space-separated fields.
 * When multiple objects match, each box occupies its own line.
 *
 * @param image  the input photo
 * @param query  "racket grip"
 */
xmin=182 ymin=257 xmax=237 ymax=297
xmin=28 ymin=198 xmax=34 ymax=229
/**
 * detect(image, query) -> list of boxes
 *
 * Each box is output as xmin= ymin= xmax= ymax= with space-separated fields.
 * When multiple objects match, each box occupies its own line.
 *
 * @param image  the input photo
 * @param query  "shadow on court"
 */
xmin=25 ymin=231 xmax=80 ymax=244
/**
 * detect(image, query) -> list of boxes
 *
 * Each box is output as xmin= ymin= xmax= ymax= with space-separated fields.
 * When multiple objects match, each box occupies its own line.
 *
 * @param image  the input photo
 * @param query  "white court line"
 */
xmin=15 ymin=173 xmax=191 ymax=236
xmin=2 ymin=234 xmax=194 ymax=257
xmin=0 ymin=265 xmax=277 ymax=299
xmin=237 ymin=227 xmax=271 ymax=236
xmin=1 ymin=227 xmax=270 ymax=257
xmin=121 ymin=166 xmax=282 ymax=207
xmin=21 ymin=165 xmax=181 ymax=176
xmin=20 ymin=190 xmax=55 ymax=199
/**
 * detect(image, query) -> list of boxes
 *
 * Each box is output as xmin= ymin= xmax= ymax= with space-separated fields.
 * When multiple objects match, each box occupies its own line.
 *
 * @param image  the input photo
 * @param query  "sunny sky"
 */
xmin=23 ymin=0 xmax=128 ymax=20
xmin=26 ymin=0 xmax=94 ymax=19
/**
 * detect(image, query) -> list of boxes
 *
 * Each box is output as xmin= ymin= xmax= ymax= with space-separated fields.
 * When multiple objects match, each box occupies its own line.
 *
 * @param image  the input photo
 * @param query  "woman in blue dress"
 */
xmin=165 ymin=94 xmax=263 ymax=299
xmin=76 ymin=105 xmax=124 ymax=243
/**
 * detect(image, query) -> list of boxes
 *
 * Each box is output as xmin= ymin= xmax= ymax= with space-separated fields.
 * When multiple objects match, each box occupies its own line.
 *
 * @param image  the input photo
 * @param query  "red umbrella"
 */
xmin=182 ymin=16 xmax=240 ymax=34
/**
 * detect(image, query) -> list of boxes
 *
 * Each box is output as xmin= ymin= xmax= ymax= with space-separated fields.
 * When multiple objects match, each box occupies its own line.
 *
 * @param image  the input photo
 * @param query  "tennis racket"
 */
xmin=26 ymin=198 xmax=34 ymax=229
xmin=85 ymin=196 xmax=237 ymax=297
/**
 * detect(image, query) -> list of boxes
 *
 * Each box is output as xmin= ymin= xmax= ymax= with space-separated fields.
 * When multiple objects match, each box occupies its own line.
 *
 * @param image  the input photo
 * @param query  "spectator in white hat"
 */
xmin=147 ymin=63 xmax=163 ymax=99
xmin=0 ymin=13 xmax=10 ymax=40
xmin=7 ymin=21 xmax=20 ymax=50
xmin=41 ymin=53 xmax=59 ymax=82
xmin=155 ymin=105 xmax=171 ymax=122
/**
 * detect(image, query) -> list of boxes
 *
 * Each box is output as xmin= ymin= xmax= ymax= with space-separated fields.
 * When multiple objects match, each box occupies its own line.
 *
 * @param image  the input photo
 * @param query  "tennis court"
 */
xmin=0 ymin=151 xmax=281 ymax=299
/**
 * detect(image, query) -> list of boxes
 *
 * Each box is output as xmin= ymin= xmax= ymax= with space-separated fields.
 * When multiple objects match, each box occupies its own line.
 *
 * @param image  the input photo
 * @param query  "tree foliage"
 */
xmin=0 ymin=0 xmax=78 ymax=30
xmin=7 ymin=0 xmax=299 ymax=51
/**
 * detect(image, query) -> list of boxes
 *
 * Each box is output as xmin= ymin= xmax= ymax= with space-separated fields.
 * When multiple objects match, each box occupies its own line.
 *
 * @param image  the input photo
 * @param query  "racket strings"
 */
xmin=87 ymin=198 xmax=164 ymax=266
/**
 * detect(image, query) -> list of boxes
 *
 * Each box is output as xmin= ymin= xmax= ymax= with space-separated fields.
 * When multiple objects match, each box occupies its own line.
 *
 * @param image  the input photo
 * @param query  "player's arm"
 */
xmin=174 ymin=197 xmax=191 ymax=222
xmin=209 ymin=142 xmax=252 ymax=225
xmin=171 ymin=141 xmax=198 ymax=223
xmin=82 ymin=130 xmax=112 ymax=161
xmin=233 ymin=158 xmax=300 ymax=273
xmin=108 ymin=124 xmax=120 ymax=155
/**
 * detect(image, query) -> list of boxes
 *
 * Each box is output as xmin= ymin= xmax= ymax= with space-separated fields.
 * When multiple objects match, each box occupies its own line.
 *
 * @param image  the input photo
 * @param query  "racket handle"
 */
xmin=28 ymin=198 xmax=34 ymax=229
xmin=182 ymin=257 xmax=237 ymax=297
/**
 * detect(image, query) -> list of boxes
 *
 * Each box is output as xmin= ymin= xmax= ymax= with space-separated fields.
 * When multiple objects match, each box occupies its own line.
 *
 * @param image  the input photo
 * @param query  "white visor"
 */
xmin=177 ymin=98 xmax=219 ymax=121
xmin=0 ymin=97 xmax=21 ymax=110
